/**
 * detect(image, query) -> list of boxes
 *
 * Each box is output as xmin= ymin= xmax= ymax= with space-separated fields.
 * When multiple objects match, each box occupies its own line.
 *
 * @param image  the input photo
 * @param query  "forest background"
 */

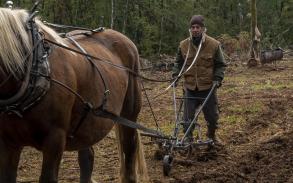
xmin=1 ymin=0 xmax=292 ymax=58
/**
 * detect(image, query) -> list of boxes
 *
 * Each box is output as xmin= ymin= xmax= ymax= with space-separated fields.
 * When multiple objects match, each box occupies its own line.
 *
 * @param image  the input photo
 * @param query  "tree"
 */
xmin=247 ymin=0 xmax=261 ymax=67
xmin=1 ymin=0 xmax=291 ymax=58
xmin=111 ymin=0 xmax=115 ymax=29
xmin=122 ymin=0 xmax=129 ymax=33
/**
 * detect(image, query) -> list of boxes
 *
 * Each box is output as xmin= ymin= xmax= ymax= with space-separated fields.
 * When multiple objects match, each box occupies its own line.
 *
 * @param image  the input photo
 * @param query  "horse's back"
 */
xmin=67 ymin=29 xmax=140 ymax=71
xmin=58 ymin=29 xmax=141 ymax=150
xmin=64 ymin=28 xmax=140 ymax=113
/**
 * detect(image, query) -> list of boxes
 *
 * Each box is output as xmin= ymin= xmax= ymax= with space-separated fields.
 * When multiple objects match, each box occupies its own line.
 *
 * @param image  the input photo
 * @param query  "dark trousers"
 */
xmin=183 ymin=88 xmax=219 ymax=137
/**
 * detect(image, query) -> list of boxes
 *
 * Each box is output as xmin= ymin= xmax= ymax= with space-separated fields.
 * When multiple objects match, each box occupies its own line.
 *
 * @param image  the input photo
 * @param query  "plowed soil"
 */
xmin=17 ymin=59 xmax=293 ymax=183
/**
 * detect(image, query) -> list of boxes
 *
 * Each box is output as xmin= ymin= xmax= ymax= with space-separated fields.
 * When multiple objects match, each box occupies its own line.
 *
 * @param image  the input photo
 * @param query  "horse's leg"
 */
xmin=78 ymin=147 xmax=95 ymax=183
xmin=39 ymin=129 xmax=66 ymax=183
xmin=0 ymin=139 xmax=22 ymax=183
xmin=116 ymin=125 xmax=136 ymax=183
xmin=116 ymin=76 xmax=148 ymax=183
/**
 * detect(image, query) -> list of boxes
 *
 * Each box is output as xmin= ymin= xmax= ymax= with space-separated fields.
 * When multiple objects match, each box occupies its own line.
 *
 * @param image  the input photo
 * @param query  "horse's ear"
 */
xmin=25 ymin=1 xmax=40 ymax=28
xmin=30 ymin=1 xmax=40 ymax=14
xmin=25 ymin=11 xmax=38 ymax=30
xmin=26 ymin=11 xmax=38 ymax=23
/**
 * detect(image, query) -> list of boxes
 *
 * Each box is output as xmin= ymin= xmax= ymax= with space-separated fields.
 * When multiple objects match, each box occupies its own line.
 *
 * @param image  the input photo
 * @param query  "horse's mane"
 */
xmin=0 ymin=8 xmax=64 ymax=78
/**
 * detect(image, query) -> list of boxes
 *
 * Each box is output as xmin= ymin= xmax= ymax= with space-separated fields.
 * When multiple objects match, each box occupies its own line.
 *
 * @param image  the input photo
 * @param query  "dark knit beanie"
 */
xmin=190 ymin=15 xmax=205 ymax=27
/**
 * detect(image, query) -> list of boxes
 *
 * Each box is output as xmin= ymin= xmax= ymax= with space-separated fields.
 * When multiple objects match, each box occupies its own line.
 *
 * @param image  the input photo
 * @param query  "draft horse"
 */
xmin=0 ymin=8 xmax=148 ymax=183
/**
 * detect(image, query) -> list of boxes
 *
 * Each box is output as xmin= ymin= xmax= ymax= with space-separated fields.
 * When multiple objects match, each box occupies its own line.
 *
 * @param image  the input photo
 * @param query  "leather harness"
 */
xmin=0 ymin=14 xmax=169 ymax=139
xmin=0 ymin=16 xmax=50 ymax=117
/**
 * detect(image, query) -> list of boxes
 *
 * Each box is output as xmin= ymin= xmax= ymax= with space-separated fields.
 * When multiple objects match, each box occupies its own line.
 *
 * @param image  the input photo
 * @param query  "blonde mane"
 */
xmin=0 ymin=8 xmax=65 ymax=78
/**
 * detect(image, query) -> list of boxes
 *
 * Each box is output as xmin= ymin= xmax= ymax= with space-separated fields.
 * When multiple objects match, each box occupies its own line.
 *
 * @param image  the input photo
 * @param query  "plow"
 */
xmin=142 ymin=83 xmax=217 ymax=176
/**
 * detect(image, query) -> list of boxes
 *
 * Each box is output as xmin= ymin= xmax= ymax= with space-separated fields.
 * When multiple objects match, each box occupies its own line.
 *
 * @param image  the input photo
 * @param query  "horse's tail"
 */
xmin=114 ymin=40 xmax=149 ymax=182
xmin=135 ymin=132 xmax=148 ymax=179
xmin=131 ymin=49 xmax=149 ymax=181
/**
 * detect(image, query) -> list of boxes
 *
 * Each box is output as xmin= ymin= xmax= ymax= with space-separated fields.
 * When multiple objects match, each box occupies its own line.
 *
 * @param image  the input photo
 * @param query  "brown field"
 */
xmin=17 ymin=58 xmax=293 ymax=183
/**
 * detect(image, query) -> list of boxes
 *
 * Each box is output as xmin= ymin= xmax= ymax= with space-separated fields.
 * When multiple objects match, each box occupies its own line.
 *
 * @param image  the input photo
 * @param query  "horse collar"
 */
xmin=0 ymin=20 xmax=51 ymax=117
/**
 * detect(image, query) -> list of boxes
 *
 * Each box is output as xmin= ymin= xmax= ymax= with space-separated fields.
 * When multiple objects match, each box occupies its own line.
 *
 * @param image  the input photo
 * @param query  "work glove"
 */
xmin=172 ymin=73 xmax=179 ymax=79
xmin=213 ymin=76 xmax=223 ymax=88
xmin=171 ymin=73 xmax=179 ymax=87
xmin=171 ymin=79 xmax=178 ymax=87
xmin=213 ymin=80 xmax=222 ymax=88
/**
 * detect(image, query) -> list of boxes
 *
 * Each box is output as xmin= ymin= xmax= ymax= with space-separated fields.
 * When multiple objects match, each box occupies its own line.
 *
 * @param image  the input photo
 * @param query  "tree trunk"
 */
xmin=158 ymin=16 xmax=164 ymax=56
xmin=248 ymin=0 xmax=261 ymax=67
xmin=238 ymin=2 xmax=243 ymax=32
xmin=111 ymin=0 xmax=115 ymax=29
xmin=122 ymin=0 xmax=129 ymax=34
xmin=158 ymin=0 xmax=165 ymax=56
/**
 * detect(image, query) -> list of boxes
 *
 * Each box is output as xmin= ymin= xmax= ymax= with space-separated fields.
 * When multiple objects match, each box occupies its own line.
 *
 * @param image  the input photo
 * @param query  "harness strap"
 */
xmin=0 ymin=38 xmax=42 ymax=107
xmin=48 ymin=75 xmax=168 ymax=139
xmin=36 ymin=60 xmax=170 ymax=140
xmin=93 ymin=107 xmax=170 ymax=139
xmin=0 ymin=8 xmax=50 ymax=115
xmin=68 ymin=102 xmax=93 ymax=139
xmin=66 ymin=36 xmax=110 ymax=109
xmin=44 ymin=38 xmax=173 ymax=83
xmin=43 ymin=21 xmax=104 ymax=33
xmin=39 ymin=36 xmax=173 ymax=139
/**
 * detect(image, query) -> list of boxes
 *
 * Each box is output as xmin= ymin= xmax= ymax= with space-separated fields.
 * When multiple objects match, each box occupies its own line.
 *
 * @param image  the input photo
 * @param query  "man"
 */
xmin=172 ymin=15 xmax=226 ymax=145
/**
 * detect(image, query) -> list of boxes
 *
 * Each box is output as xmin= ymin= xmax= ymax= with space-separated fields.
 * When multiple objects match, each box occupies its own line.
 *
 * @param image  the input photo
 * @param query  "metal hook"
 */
xmin=5 ymin=1 xmax=13 ymax=9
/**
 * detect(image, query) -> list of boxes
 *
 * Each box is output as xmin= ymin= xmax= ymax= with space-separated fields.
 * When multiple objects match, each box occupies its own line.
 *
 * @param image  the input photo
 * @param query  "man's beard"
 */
xmin=192 ymin=34 xmax=202 ymax=47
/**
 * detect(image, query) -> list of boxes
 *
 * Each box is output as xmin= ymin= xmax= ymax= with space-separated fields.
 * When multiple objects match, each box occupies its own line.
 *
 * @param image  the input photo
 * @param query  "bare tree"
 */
xmin=158 ymin=0 xmax=165 ymax=56
xmin=248 ymin=0 xmax=261 ymax=67
xmin=122 ymin=0 xmax=129 ymax=33
xmin=111 ymin=0 xmax=115 ymax=29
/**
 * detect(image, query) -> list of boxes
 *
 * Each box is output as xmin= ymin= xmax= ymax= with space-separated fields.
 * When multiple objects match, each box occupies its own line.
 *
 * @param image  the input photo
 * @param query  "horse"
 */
xmin=0 ymin=8 xmax=148 ymax=183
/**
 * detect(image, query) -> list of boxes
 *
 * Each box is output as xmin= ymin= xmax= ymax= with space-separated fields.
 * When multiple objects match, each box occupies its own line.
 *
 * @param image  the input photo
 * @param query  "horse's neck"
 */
xmin=0 ymin=73 xmax=21 ymax=99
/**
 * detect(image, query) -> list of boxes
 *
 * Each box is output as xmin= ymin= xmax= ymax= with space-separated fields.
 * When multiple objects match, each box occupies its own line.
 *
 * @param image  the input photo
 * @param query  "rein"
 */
xmin=0 ymin=3 xmax=172 ymax=141
xmin=35 ymin=71 xmax=168 ymax=139
xmin=66 ymin=36 xmax=110 ymax=109
xmin=43 ymin=22 xmax=174 ymax=83
xmin=42 ymin=28 xmax=174 ymax=137
xmin=44 ymin=38 xmax=173 ymax=83
xmin=43 ymin=21 xmax=103 ymax=33
xmin=153 ymin=31 xmax=206 ymax=99
xmin=40 ymin=34 xmax=170 ymax=138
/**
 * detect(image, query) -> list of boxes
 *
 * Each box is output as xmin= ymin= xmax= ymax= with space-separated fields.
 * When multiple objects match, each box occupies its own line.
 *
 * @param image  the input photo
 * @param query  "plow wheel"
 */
xmin=163 ymin=155 xmax=173 ymax=176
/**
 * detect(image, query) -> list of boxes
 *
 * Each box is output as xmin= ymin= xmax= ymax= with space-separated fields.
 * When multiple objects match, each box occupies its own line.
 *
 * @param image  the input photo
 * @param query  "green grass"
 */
xmin=222 ymin=101 xmax=264 ymax=124
xmin=246 ymin=102 xmax=264 ymax=113
xmin=222 ymin=114 xmax=246 ymax=124
xmin=251 ymin=82 xmax=293 ymax=91
xmin=228 ymin=102 xmax=263 ymax=113
xmin=221 ymin=87 xmax=238 ymax=94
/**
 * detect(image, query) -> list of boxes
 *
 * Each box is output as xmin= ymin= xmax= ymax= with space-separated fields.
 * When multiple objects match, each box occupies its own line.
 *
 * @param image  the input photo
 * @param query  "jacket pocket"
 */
xmin=199 ymin=55 xmax=213 ymax=67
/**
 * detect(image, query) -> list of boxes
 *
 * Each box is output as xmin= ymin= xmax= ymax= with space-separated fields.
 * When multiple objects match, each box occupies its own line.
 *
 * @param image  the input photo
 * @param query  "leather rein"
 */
xmin=44 ymin=37 xmax=173 ymax=83
xmin=42 ymin=32 xmax=170 ymax=139
xmin=0 ymin=14 xmax=171 ymax=139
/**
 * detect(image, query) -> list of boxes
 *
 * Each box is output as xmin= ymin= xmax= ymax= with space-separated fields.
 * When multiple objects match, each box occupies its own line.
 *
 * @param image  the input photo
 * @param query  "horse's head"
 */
xmin=0 ymin=8 xmax=33 ymax=77
xmin=0 ymin=8 xmax=65 ymax=78
xmin=0 ymin=8 xmax=66 ymax=98
xmin=0 ymin=8 xmax=33 ymax=96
